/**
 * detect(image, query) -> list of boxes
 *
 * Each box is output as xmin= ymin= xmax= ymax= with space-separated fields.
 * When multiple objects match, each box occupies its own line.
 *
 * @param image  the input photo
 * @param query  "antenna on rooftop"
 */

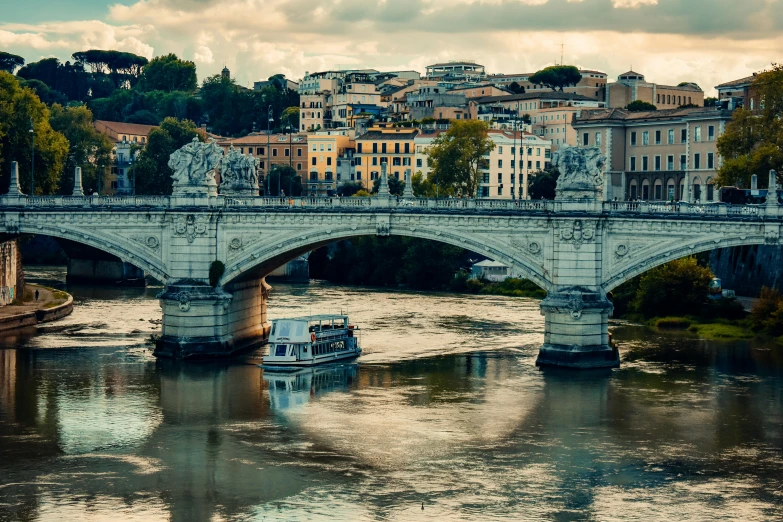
xmin=560 ymin=40 xmax=564 ymax=66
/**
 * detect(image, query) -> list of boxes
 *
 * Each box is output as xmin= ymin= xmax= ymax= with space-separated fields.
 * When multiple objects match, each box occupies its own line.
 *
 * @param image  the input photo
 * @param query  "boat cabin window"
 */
xmin=275 ymin=345 xmax=287 ymax=356
xmin=295 ymin=322 xmax=305 ymax=336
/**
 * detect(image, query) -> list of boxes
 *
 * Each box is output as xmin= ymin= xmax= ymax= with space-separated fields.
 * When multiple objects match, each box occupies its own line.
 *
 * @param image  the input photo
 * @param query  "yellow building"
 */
xmin=306 ymin=130 xmax=355 ymax=195
xmin=355 ymin=127 xmax=419 ymax=186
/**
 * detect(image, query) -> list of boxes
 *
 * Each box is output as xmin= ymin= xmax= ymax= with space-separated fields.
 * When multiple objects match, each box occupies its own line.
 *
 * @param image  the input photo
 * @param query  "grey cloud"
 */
xmin=279 ymin=0 xmax=783 ymax=38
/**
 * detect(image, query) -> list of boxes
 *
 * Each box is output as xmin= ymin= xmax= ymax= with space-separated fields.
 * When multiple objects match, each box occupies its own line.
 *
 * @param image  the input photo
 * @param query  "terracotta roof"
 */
xmin=574 ymin=107 xmax=731 ymax=124
xmin=218 ymin=133 xmax=308 ymax=145
xmin=94 ymin=120 xmax=156 ymax=137
xmin=715 ymin=75 xmax=756 ymax=89
xmin=356 ymin=129 xmax=419 ymax=140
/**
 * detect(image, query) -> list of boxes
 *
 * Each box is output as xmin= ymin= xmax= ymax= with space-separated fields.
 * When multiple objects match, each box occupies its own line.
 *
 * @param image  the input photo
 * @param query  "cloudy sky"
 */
xmin=1 ymin=0 xmax=781 ymax=94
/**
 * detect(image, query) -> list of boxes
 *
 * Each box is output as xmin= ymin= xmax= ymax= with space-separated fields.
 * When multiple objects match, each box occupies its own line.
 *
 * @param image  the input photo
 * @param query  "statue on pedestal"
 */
xmin=218 ymin=146 xmax=259 ymax=196
xmin=553 ymin=145 xmax=606 ymax=200
xmin=169 ymin=138 xmax=223 ymax=196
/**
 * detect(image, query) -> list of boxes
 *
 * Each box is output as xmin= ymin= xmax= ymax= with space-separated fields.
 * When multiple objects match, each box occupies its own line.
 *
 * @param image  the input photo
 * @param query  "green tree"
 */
xmin=281 ymin=106 xmax=300 ymax=130
xmin=131 ymin=117 xmax=204 ymax=195
xmin=428 ymin=120 xmax=495 ymax=197
xmin=0 ymin=51 xmax=24 ymax=73
xmin=16 ymin=58 xmax=89 ymax=101
xmin=625 ymin=100 xmax=658 ymax=112
xmin=633 ymin=257 xmax=713 ymax=318
xmin=73 ymin=50 xmax=148 ymax=88
xmin=704 ymin=97 xmax=719 ymax=107
xmin=0 ymin=72 xmax=69 ymax=194
xmin=49 ymin=104 xmax=114 ymax=194
xmin=266 ymin=165 xmax=302 ymax=196
xmin=529 ymin=65 xmax=582 ymax=91
xmin=336 ymin=181 xmax=363 ymax=197
xmin=19 ymin=79 xmax=68 ymax=106
xmin=411 ymin=171 xmax=437 ymax=197
xmin=717 ymin=64 xmax=783 ymax=188
xmin=750 ymin=287 xmax=783 ymax=336
xmin=528 ymin=167 xmax=560 ymax=200
xmin=507 ymin=81 xmax=524 ymax=94
xmin=137 ymin=54 xmax=197 ymax=92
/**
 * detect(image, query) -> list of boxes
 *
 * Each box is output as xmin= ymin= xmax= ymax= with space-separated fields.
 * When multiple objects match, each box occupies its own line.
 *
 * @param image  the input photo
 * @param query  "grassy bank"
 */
xmin=648 ymin=316 xmax=757 ymax=340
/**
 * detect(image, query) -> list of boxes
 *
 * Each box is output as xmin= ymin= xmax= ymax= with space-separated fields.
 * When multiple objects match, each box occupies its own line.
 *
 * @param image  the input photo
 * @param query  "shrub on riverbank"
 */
xmin=452 ymin=274 xmax=546 ymax=298
xmin=751 ymin=287 xmax=783 ymax=336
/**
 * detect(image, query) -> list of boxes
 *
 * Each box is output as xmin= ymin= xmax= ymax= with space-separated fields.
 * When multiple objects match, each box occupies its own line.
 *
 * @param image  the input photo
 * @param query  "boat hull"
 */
xmin=261 ymin=348 xmax=361 ymax=370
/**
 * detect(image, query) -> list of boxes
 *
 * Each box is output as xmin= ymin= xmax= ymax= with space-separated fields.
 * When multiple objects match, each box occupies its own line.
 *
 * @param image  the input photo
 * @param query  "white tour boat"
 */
xmin=262 ymin=314 xmax=361 ymax=369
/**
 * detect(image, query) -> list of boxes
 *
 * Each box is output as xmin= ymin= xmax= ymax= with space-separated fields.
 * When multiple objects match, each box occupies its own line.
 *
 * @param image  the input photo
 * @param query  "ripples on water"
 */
xmin=0 ymin=267 xmax=782 ymax=521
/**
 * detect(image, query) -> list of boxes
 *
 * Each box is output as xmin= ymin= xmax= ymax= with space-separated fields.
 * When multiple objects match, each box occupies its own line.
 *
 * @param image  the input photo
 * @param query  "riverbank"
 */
xmin=0 ymin=284 xmax=74 ymax=332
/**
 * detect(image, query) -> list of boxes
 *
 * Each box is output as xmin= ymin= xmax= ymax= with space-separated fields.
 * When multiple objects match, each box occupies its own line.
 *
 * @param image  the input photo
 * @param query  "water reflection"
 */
xmin=0 ymin=268 xmax=782 ymax=520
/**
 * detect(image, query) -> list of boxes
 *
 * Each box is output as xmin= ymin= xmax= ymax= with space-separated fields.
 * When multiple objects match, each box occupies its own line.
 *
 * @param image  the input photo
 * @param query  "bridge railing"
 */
xmin=16 ymin=195 xmax=171 ymax=208
xmin=602 ymin=201 xmax=772 ymax=217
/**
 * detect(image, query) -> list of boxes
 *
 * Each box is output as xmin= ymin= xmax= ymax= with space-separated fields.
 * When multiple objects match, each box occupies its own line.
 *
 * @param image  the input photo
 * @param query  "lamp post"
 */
xmin=286 ymin=124 xmax=293 ymax=197
xmin=267 ymin=105 xmax=273 ymax=196
xmin=28 ymin=119 xmax=34 ymax=195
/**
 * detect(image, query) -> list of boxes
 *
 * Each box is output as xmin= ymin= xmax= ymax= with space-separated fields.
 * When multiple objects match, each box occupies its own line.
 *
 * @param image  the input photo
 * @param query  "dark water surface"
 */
xmin=1 ymin=267 xmax=782 ymax=521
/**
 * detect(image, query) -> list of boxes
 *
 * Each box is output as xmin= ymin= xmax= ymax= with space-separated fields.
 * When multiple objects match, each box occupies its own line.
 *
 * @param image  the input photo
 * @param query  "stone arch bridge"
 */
xmin=1 ymin=154 xmax=780 ymax=369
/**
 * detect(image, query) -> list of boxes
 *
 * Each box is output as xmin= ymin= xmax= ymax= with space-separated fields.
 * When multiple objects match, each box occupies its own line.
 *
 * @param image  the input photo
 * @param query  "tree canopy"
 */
xmin=625 ymin=100 xmax=658 ymax=112
xmin=507 ymin=81 xmax=525 ymax=94
xmin=428 ymin=120 xmax=495 ymax=197
xmin=633 ymin=257 xmax=713 ymax=318
xmin=717 ymin=64 xmax=783 ymax=188
xmin=49 ymin=104 xmax=114 ymax=195
xmin=372 ymin=176 xmax=405 ymax=196
xmin=131 ymin=117 xmax=205 ymax=195
xmin=266 ymin=165 xmax=302 ymax=196
xmin=137 ymin=53 xmax=197 ymax=92
xmin=72 ymin=49 xmax=148 ymax=88
xmin=0 ymin=51 xmax=24 ymax=74
xmin=528 ymin=167 xmax=560 ymax=200
xmin=16 ymin=58 xmax=88 ymax=101
xmin=0 ymin=72 xmax=69 ymax=195
xmin=529 ymin=65 xmax=582 ymax=91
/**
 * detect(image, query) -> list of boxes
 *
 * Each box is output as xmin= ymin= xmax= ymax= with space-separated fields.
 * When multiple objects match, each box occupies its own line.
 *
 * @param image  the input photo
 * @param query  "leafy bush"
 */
xmin=633 ymin=257 xmax=713 ymax=318
xmin=751 ymin=287 xmax=783 ymax=336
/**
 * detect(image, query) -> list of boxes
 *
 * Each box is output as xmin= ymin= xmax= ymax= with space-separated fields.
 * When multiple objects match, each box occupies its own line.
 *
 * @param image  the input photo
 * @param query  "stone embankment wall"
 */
xmin=709 ymin=245 xmax=783 ymax=296
xmin=0 ymin=294 xmax=73 ymax=332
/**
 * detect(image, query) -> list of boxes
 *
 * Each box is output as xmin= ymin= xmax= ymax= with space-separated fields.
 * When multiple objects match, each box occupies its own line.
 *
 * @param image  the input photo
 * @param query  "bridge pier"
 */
xmin=536 ymin=290 xmax=619 ymax=369
xmin=155 ymin=278 xmax=271 ymax=359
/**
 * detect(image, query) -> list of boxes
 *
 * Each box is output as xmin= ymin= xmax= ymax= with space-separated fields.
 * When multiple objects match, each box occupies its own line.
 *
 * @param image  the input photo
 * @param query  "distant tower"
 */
xmin=221 ymin=65 xmax=230 ymax=79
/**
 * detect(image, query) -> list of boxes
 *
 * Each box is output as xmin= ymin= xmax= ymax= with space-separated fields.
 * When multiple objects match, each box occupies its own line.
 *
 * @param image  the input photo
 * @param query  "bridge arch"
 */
xmin=220 ymin=225 xmax=553 ymax=292
xmin=6 ymin=222 xmax=170 ymax=283
xmin=603 ymin=233 xmax=769 ymax=292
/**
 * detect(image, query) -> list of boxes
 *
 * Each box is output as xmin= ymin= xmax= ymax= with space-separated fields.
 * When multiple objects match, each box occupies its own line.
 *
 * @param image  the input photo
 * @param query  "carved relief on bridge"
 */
xmin=173 ymin=214 xmax=208 ymax=243
xmin=558 ymin=220 xmax=596 ymax=249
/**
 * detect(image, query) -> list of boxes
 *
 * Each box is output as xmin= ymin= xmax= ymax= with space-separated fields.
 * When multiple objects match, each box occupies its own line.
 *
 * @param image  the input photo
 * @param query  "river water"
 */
xmin=1 ymin=267 xmax=782 ymax=521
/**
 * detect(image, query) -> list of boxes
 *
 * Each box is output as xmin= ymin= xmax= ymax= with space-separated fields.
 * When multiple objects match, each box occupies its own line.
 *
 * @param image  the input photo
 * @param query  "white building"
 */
xmin=471 ymin=260 xmax=510 ymax=282
xmin=479 ymin=130 xmax=552 ymax=199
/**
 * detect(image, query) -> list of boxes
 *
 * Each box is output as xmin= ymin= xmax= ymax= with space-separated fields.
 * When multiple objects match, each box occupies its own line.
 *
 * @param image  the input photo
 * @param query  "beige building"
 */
xmin=300 ymin=93 xmax=330 ymax=131
xmin=355 ymin=127 xmax=419 ymax=186
xmin=94 ymin=120 xmax=157 ymax=195
xmin=471 ymin=92 xmax=605 ymax=149
xmin=606 ymin=70 xmax=704 ymax=109
xmin=306 ymin=130 xmax=355 ymax=195
xmin=715 ymin=74 xmax=762 ymax=111
xmin=488 ymin=69 xmax=608 ymax=100
xmin=572 ymin=107 xmax=733 ymax=202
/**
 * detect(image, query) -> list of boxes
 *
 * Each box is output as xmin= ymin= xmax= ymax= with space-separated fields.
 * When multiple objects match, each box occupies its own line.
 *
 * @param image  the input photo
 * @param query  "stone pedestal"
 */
xmin=403 ymin=168 xmax=414 ymax=198
xmin=155 ymin=278 xmax=271 ymax=359
xmin=536 ymin=290 xmax=619 ymax=369
xmin=72 ymin=166 xmax=84 ymax=196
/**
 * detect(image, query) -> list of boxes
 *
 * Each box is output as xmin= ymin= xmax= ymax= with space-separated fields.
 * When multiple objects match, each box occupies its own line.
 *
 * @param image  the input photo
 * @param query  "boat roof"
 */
xmin=272 ymin=314 xmax=349 ymax=322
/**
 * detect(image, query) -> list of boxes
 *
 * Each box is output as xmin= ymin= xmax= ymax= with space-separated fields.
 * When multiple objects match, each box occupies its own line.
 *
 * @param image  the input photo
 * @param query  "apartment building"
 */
xmin=425 ymin=61 xmax=486 ymax=81
xmin=716 ymin=74 xmax=761 ymax=111
xmin=572 ymin=107 xmax=732 ymax=202
xmin=306 ymin=130 xmax=355 ymax=195
xmin=355 ymin=127 xmax=419 ymax=186
xmin=93 ymin=120 xmax=156 ymax=195
xmin=407 ymin=86 xmax=470 ymax=121
xmin=218 ymin=133 xmax=309 ymax=192
xmin=300 ymin=92 xmax=330 ymax=131
xmin=488 ymin=69 xmax=608 ymax=100
xmin=470 ymin=92 xmax=604 ymax=149
xmin=606 ymin=70 xmax=704 ymax=109
xmin=478 ymin=131 xmax=552 ymax=199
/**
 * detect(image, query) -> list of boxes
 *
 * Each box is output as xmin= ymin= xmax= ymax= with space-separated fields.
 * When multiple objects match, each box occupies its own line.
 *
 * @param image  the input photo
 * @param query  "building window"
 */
xmin=393 ymin=157 xmax=401 ymax=166
xmin=358 ymin=143 xmax=363 ymax=153
xmin=667 ymin=155 xmax=674 ymax=171
xmin=630 ymin=131 xmax=637 ymax=146
xmin=642 ymin=131 xmax=649 ymax=146
xmin=630 ymin=157 xmax=637 ymax=171
xmin=680 ymin=154 xmax=687 ymax=170
xmin=327 ymin=157 xmax=332 ymax=166
xmin=536 ymin=161 xmax=541 ymax=169
xmin=372 ymin=157 xmax=378 ymax=166
xmin=481 ymin=186 xmax=489 ymax=197
xmin=403 ymin=157 xmax=411 ymax=166
xmin=372 ymin=143 xmax=378 ymax=153
xmin=708 ymin=125 xmax=715 ymax=141
xmin=355 ymin=157 xmax=361 ymax=166
xmin=394 ymin=143 xmax=400 ymax=153
xmin=319 ymin=144 xmax=324 ymax=151
xmin=273 ymin=149 xmax=278 ymax=157
xmin=285 ymin=149 xmax=290 ymax=157
xmin=497 ymin=186 xmax=503 ymax=196
xmin=482 ymin=173 xmax=490 ymax=184
xmin=416 ymin=158 xmax=422 ymax=168
xmin=655 ymin=156 xmax=661 ymax=171
xmin=311 ymin=157 xmax=316 ymax=166
xmin=498 ymin=159 xmax=503 ymax=168
xmin=498 ymin=146 xmax=503 ymax=154
xmin=668 ymin=129 xmax=674 ymax=145
xmin=694 ymin=153 xmax=701 ymax=169
xmin=707 ymin=152 xmax=714 ymax=169
xmin=382 ymin=143 xmax=387 ymax=153
xmin=257 ymin=147 xmax=264 ymax=155
xmin=655 ymin=130 xmax=661 ymax=145
xmin=536 ymin=148 xmax=541 ymax=156
xmin=583 ymin=133 xmax=589 ymax=146
xmin=694 ymin=126 xmax=702 ymax=142
xmin=595 ymin=132 xmax=602 ymax=146
xmin=297 ymin=148 xmax=302 ymax=157
xmin=681 ymin=129 xmax=687 ymax=143
xmin=642 ymin=156 xmax=649 ymax=171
